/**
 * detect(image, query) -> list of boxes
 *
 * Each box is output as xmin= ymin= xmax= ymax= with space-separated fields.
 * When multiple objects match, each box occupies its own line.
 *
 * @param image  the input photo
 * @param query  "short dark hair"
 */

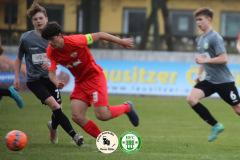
xmin=194 ymin=7 xmax=214 ymax=19
xmin=42 ymin=21 xmax=62 ymax=40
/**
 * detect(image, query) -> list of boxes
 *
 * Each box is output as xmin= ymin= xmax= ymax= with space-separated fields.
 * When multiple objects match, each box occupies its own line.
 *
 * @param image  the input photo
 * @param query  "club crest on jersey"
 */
xmin=65 ymin=59 xmax=81 ymax=68
xmin=203 ymin=42 xmax=209 ymax=49
xmin=70 ymin=52 xmax=78 ymax=58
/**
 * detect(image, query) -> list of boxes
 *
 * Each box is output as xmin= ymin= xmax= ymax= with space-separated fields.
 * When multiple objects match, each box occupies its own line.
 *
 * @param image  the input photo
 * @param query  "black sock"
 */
xmin=51 ymin=114 xmax=59 ymax=130
xmin=52 ymin=108 xmax=76 ymax=138
xmin=0 ymin=88 xmax=11 ymax=96
xmin=192 ymin=102 xmax=217 ymax=126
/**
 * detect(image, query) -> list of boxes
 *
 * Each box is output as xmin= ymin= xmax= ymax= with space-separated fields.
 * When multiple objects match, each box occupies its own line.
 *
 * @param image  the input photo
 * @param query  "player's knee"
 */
xmin=95 ymin=113 xmax=109 ymax=121
xmin=235 ymin=110 xmax=240 ymax=116
xmin=72 ymin=114 xmax=83 ymax=123
xmin=233 ymin=105 xmax=240 ymax=115
xmin=71 ymin=116 xmax=77 ymax=123
xmin=186 ymin=96 xmax=196 ymax=106
xmin=49 ymin=104 xmax=61 ymax=111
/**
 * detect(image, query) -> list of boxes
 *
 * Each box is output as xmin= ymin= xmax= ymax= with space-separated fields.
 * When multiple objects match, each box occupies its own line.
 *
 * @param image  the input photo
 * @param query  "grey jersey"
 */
xmin=196 ymin=30 xmax=234 ymax=84
xmin=18 ymin=30 xmax=49 ymax=82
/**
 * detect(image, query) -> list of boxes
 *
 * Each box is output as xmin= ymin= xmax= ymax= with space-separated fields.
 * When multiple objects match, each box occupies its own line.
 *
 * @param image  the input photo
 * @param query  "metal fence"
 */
xmin=0 ymin=29 xmax=238 ymax=54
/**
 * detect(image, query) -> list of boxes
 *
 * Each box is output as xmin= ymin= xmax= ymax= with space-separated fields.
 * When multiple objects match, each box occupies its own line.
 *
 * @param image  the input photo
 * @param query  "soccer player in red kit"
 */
xmin=42 ymin=21 xmax=139 ymax=138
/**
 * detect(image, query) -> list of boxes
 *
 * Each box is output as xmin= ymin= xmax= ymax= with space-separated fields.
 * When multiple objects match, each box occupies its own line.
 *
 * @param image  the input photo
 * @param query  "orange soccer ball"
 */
xmin=5 ymin=130 xmax=27 ymax=151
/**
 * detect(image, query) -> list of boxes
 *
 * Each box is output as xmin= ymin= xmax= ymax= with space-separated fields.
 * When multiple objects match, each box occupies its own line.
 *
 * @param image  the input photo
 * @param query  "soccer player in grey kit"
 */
xmin=13 ymin=2 xmax=83 ymax=146
xmin=187 ymin=7 xmax=240 ymax=142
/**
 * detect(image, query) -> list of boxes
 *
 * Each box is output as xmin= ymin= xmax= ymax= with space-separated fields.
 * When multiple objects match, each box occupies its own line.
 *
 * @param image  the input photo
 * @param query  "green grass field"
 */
xmin=1 ymin=93 xmax=240 ymax=160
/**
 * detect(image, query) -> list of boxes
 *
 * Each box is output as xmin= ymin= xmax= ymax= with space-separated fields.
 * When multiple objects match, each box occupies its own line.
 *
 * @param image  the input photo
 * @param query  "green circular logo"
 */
xmin=119 ymin=131 xmax=141 ymax=153
xmin=204 ymin=42 xmax=209 ymax=49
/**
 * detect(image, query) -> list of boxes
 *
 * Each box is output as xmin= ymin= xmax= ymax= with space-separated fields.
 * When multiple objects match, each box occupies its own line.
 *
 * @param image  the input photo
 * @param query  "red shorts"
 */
xmin=70 ymin=72 xmax=109 ymax=107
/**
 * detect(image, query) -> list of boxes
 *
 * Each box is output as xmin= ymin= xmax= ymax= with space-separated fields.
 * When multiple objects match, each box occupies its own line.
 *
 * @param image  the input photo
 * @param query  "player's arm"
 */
xmin=49 ymin=70 xmax=65 ymax=89
xmin=14 ymin=55 xmax=23 ymax=91
xmin=49 ymin=69 xmax=65 ymax=89
xmin=49 ymin=70 xmax=59 ymax=87
xmin=195 ymin=64 xmax=204 ymax=83
xmin=46 ymin=48 xmax=65 ymax=89
xmin=90 ymin=32 xmax=133 ymax=49
xmin=196 ymin=53 xmax=227 ymax=64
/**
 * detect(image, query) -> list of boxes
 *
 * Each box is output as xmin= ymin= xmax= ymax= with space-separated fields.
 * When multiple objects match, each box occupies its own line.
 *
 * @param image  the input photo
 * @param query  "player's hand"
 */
xmin=195 ymin=56 xmax=206 ymax=64
xmin=42 ymin=62 xmax=49 ymax=70
xmin=195 ymin=74 xmax=201 ymax=83
xmin=57 ymin=80 xmax=65 ymax=89
xmin=14 ymin=79 xmax=21 ymax=91
xmin=121 ymin=38 xmax=133 ymax=49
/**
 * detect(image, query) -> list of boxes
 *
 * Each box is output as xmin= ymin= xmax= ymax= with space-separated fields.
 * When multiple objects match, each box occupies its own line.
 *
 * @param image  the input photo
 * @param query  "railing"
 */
xmin=0 ymin=29 xmax=238 ymax=54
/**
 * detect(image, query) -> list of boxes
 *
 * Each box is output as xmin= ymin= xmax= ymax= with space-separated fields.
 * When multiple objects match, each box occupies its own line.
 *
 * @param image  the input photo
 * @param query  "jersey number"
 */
xmin=230 ymin=91 xmax=236 ymax=100
xmin=55 ymin=89 xmax=60 ymax=99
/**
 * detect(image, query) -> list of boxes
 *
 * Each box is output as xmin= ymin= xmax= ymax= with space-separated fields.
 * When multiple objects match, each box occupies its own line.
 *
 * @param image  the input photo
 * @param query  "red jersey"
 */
xmin=47 ymin=34 xmax=103 ymax=83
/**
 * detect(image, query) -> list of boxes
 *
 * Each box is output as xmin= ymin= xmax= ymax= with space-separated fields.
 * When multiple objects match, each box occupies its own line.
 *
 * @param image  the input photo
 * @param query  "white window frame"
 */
xmin=77 ymin=9 xmax=83 ymax=33
xmin=169 ymin=10 xmax=196 ymax=36
xmin=221 ymin=12 xmax=240 ymax=37
xmin=123 ymin=8 xmax=146 ymax=34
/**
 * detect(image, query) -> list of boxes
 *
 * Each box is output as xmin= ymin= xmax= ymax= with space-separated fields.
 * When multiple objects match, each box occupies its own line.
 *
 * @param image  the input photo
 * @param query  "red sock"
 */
xmin=109 ymin=103 xmax=131 ymax=118
xmin=83 ymin=120 xmax=102 ymax=138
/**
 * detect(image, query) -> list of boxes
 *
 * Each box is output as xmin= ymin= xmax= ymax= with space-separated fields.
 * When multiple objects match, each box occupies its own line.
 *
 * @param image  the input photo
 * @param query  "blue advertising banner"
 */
xmin=59 ymin=60 xmax=240 ymax=97
xmin=1 ymin=55 xmax=240 ymax=97
xmin=99 ymin=60 xmax=195 ymax=96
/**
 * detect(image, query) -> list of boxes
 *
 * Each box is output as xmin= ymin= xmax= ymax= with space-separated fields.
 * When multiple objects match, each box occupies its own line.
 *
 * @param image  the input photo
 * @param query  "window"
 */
xmin=4 ymin=2 xmax=18 ymax=24
xmin=123 ymin=8 xmax=146 ymax=34
xmin=221 ymin=12 xmax=240 ymax=37
xmin=41 ymin=4 xmax=64 ymax=28
xmin=77 ymin=8 xmax=83 ymax=33
xmin=169 ymin=10 xmax=196 ymax=36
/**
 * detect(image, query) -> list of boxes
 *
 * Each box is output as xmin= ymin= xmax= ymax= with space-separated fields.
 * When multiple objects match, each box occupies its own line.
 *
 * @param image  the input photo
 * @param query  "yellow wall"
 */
xmin=1 ymin=0 xmax=240 ymax=34
xmin=0 ymin=0 xmax=81 ymax=32
xmin=100 ymin=0 xmax=240 ymax=35
xmin=0 ymin=0 xmax=27 ymax=30
xmin=167 ymin=0 xmax=240 ymax=35
xmin=100 ymin=0 xmax=146 ymax=33
xmin=34 ymin=0 xmax=81 ymax=32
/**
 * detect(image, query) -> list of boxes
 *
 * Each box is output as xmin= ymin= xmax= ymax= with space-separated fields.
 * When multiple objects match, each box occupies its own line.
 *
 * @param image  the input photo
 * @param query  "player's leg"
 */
xmin=0 ymin=86 xmax=23 ymax=108
xmin=27 ymin=79 xmax=83 ymax=146
xmin=94 ymin=73 xmax=139 ymax=126
xmin=47 ymin=80 xmax=64 ymax=131
xmin=187 ymin=80 xmax=223 ymax=142
xmin=0 ymin=87 xmax=11 ymax=96
xmin=8 ymin=86 xmax=23 ymax=108
xmin=232 ymin=103 xmax=240 ymax=115
xmin=44 ymin=97 xmax=83 ymax=146
xmin=71 ymin=99 xmax=102 ymax=138
xmin=94 ymin=102 xmax=139 ymax=127
xmin=218 ymin=82 xmax=240 ymax=115
xmin=187 ymin=81 xmax=218 ymax=126
xmin=47 ymin=79 xmax=84 ymax=146
xmin=0 ymin=88 xmax=10 ymax=106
